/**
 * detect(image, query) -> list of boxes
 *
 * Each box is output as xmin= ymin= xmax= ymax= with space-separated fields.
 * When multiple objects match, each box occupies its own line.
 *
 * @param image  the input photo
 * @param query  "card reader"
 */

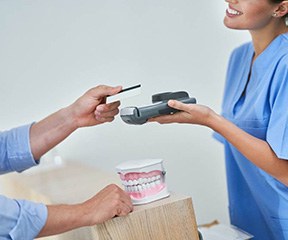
xmin=120 ymin=91 xmax=196 ymax=125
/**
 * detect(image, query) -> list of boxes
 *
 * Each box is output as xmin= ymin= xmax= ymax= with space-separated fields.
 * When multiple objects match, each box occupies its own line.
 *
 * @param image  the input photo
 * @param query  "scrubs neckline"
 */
xmin=251 ymin=32 xmax=288 ymax=70
xmin=232 ymin=33 xmax=288 ymax=115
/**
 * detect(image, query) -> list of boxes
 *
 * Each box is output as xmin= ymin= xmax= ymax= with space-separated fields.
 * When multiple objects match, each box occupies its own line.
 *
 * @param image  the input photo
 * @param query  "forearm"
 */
xmin=30 ymin=106 xmax=78 ymax=160
xmin=208 ymin=113 xmax=288 ymax=185
xmin=37 ymin=204 xmax=87 ymax=237
xmin=37 ymin=184 xmax=133 ymax=238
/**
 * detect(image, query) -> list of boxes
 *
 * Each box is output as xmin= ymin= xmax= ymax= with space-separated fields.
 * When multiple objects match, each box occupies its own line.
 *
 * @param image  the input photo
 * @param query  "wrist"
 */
xmin=61 ymin=106 xmax=80 ymax=131
xmin=38 ymin=203 xmax=86 ymax=237
xmin=205 ymin=110 xmax=223 ymax=131
xmin=70 ymin=203 xmax=89 ymax=228
xmin=76 ymin=201 xmax=96 ymax=227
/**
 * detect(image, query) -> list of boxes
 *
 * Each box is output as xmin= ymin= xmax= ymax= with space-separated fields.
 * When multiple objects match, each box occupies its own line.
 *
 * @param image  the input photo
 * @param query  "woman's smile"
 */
xmin=226 ymin=5 xmax=243 ymax=17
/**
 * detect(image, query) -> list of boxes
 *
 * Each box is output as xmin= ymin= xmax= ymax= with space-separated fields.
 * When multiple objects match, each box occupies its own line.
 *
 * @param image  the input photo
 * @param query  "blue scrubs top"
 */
xmin=215 ymin=33 xmax=288 ymax=240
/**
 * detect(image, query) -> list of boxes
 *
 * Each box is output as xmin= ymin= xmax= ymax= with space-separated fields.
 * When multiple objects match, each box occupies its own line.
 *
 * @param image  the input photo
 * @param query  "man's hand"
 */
xmin=80 ymin=184 xmax=133 ymax=225
xmin=38 ymin=184 xmax=133 ymax=237
xmin=30 ymin=85 xmax=122 ymax=159
xmin=68 ymin=85 xmax=123 ymax=128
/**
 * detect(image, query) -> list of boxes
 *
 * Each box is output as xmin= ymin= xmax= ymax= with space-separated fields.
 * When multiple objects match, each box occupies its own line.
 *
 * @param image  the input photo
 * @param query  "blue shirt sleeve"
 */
xmin=0 ymin=123 xmax=39 ymax=174
xmin=0 ymin=195 xmax=48 ymax=240
xmin=0 ymin=124 xmax=48 ymax=238
xmin=267 ymin=55 xmax=288 ymax=160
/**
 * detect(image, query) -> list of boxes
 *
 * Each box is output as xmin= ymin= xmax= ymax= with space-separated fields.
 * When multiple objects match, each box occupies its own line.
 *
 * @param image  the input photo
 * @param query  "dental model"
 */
xmin=116 ymin=159 xmax=170 ymax=205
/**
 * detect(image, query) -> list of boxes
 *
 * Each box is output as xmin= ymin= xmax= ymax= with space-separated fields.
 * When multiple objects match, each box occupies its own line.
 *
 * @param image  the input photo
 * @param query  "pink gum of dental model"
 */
xmin=116 ymin=159 xmax=170 ymax=205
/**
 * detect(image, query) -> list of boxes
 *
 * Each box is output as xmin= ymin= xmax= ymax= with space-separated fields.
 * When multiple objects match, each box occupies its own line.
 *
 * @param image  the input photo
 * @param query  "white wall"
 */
xmin=0 ymin=0 xmax=250 ymax=225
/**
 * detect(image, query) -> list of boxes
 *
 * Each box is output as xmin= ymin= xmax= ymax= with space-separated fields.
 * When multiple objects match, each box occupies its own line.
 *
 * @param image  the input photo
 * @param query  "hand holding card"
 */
xmin=106 ymin=84 xmax=141 ymax=103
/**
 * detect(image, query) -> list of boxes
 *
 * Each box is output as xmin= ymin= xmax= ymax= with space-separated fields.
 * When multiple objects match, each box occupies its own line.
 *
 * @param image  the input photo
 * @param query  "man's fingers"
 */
xmin=116 ymin=201 xmax=133 ymax=217
xmin=121 ymin=193 xmax=133 ymax=211
xmin=96 ymin=101 xmax=120 ymax=112
xmin=94 ymin=102 xmax=120 ymax=122
xmin=89 ymin=85 xmax=122 ymax=99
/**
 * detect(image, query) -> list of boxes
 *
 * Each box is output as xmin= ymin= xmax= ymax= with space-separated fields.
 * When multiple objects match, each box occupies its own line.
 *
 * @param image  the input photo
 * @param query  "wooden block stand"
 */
xmin=0 ymin=162 xmax=199 ymax=240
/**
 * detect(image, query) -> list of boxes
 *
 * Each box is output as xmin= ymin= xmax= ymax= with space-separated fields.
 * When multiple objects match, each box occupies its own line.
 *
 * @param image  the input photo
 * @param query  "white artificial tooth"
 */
xmin=151 ymin=176 xmax=156 ymax=181
xmin=133 ymin=180 xmax=138 ymax=185
xmin=148 ymin=177 xmax=152 ymax=183
xmin=156 ymin=175 xmax=161 ymax=180
xmin=138 ymin=185 xmax=143 ymax=192
xmin=143 ymin=178 xmax=148 ymax=184
xmin=138 ymin=178 xmax=144 ymax=184
xmin=128 ymin=180 xmax=133 ymax=186
xmin=146 ymin=183 xmax=151 ymax=189
xmin=151 ymin=181 xmax=156 ymax=188
xmin=156 ymin=180 xmax=161 ymax=185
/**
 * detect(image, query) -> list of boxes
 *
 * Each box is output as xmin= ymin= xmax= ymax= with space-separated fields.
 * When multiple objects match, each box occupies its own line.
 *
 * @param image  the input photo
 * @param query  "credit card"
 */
xmin=107 ymin=84 xmax=141 ymax=103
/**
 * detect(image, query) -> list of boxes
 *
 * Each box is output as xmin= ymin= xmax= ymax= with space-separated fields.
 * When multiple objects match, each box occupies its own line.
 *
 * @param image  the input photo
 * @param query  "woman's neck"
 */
xmin=250 ymin=22 xmax=288 ymax=60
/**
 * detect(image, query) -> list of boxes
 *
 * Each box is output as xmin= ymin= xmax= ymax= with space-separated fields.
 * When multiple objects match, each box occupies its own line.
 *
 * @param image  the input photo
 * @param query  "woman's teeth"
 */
xmin=227 ymin=7 xmax=242 ymax=15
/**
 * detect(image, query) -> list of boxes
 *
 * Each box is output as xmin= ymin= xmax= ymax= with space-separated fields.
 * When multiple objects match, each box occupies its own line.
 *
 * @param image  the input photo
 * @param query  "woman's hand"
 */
xmin=149 ymin=99 xmax=215 ymax=127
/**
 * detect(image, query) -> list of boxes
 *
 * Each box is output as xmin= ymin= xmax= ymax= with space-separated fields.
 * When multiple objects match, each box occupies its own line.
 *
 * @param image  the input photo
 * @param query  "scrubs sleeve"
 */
xmin=267 ymin=56 xmax=288 ymax=160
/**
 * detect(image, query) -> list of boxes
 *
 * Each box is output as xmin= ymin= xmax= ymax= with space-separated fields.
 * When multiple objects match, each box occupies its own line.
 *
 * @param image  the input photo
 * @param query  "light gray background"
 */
xmin=0 ymin=0 xmax=250 ymax=225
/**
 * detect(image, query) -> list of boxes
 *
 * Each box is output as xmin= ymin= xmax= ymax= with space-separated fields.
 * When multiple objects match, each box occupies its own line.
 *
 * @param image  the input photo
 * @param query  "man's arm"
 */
xmin=0 ymin=85 xmax=133 ymax=239
xmin=30 ymin=85 xmax=122 ymax=160
xmin=30 ymin=85 xmax=133 ymax=237
xmin=37 ymin=184 xmax=133 ymax=237
xmin=0 ymin=184 xmax=133 ymax=239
